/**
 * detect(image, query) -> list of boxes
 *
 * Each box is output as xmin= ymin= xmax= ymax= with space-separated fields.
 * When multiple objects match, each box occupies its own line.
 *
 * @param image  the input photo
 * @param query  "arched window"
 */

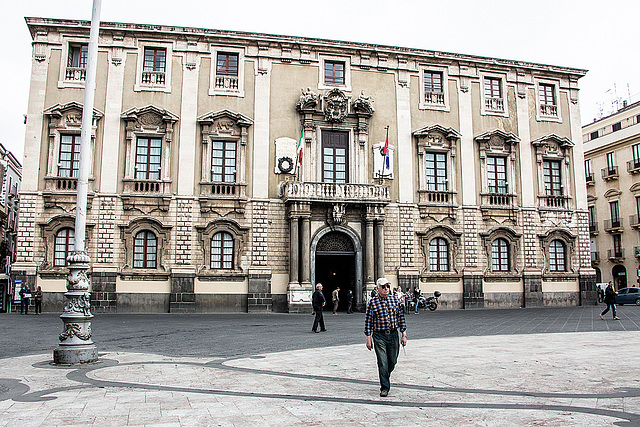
xmin=54 ymin=228 xmax=75 ymax=267
xmin=491 ymin=238 xmax=509 ymax=271
xmin=133 ymin=230 xmax=157 ymax=269
xmin=549 ymin=239 xmax=566 ymax=272
xmin=211 ymin=231 xmax=234 ymax=269
xmin=429 ymin=238 xmax=449 ymax=271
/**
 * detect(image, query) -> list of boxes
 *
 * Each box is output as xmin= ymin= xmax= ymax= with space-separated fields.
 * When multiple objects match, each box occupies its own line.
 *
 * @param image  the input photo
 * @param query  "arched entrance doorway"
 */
xmin=612 ymin=265 xmax=627 ymax=289
xmin=311 ymin=226 xmax=363 ymax=311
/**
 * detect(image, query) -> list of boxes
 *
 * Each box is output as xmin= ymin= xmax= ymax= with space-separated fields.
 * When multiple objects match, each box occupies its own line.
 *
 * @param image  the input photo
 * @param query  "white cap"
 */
xmin=376 ymin=277 xmax=390 ymax=287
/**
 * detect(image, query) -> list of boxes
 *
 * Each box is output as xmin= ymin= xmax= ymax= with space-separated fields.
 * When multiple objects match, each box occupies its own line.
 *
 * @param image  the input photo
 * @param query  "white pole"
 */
xmin=75 ymin=0 xmax=101 ymax=252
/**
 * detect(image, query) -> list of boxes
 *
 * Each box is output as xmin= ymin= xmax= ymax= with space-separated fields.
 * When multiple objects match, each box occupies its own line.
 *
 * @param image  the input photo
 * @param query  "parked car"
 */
xmin=615 ymin=287 xmax=640 ymax=306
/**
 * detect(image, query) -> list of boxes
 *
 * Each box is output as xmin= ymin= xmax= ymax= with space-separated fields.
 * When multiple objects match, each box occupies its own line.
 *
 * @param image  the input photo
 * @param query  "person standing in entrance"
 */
xmin=332 ymin=287 xmax=340 ymax=315
xmin=365 ymin=277 xmax=407 ymax=397
xmin=600 ymin=281 xmax=620 ymax=320
xmin=347 ymin=290 xmax=354 ymax=314
xmin=312 ymin=283 xmax=327 ymax=333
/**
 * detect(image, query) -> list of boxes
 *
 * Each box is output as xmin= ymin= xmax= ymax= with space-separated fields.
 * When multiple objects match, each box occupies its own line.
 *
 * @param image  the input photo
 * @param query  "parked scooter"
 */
xmin=410 ymin=291 xmax=441 ymax=312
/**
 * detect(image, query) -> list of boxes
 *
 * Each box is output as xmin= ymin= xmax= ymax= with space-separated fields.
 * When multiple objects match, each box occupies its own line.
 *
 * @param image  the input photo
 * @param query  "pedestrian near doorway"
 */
xmin=20 ymin=285 xmax=31 ymax=315
xmin=347 ymin=290 xmax=354 ymax=314
xmin=312 ymin=283 xmax=327 ymax=333
xmin=332 ymin=287 xmax=340 ymax=315
xmin=600 ymin=281 xmax=620 ymax=320
xmin=365 ymin=277 xmax=407 ymax=397
xmin=34 ymin=286 xmax=43 ymax=315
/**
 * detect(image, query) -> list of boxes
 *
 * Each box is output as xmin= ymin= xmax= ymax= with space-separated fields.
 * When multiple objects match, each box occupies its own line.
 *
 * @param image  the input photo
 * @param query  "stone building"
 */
xmin=583 ymin=101 xmax=640 ymax=289
xmin=13 ymin=17 xmax=595 ymax=313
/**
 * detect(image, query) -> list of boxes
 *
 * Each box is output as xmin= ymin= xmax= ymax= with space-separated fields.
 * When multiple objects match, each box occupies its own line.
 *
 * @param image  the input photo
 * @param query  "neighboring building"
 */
xmin=583 ymin=101 xmax=640 ymax=289
xmin=14 ymin=17 xmax=594 ymax=313
xmin=0 ymin=143 xmax=21 ymax=272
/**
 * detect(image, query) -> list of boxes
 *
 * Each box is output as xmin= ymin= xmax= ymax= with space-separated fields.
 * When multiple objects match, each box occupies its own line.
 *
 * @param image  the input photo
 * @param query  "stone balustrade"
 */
xmin=280 ymin=181 xmax=390 ymax=204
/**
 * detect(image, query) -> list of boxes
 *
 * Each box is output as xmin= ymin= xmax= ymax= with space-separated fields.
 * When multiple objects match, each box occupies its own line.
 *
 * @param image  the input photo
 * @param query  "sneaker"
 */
xmin=614 ymin=316 xmax=620 ymax=320
xmin=380 ymin=389 xmax=389 ymax=397
xmin=600 ymin=314 xmax=604 ymax=320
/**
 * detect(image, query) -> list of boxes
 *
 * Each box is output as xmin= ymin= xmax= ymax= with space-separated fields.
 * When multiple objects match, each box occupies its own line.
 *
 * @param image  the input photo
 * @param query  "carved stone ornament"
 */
xmin=352 ymin=90 xmax=374 ymax=115
xmin=324 ymin=88 xmax=348 ymax=123
xmin=59 ymin=322 xmax=92 ymax=341
xmin=296 ymin=87 xmax=319 ymax=111
xmin=63 ymin=293 xmax=92 ymax=316
xmin=328 ymin=203 xmax=347 ymax=227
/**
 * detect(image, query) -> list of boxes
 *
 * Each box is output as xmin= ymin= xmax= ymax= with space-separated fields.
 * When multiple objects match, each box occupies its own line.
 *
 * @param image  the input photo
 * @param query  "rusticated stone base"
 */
xmin=463 ymin=274 xmax=484 ymax=309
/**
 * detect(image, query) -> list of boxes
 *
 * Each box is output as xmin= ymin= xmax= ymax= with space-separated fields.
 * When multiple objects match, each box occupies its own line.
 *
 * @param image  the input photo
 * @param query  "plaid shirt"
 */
xmin=364 ymin=294 xmax=407 ymax=336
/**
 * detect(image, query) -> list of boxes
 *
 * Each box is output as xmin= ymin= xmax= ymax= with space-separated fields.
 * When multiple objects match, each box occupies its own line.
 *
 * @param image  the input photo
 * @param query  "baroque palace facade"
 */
xmin=14 ymin=17 xmax=595 ymax=313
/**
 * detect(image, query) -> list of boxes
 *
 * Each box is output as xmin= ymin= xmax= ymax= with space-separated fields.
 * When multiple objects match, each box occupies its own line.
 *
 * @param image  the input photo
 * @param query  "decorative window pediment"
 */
xmin=134 ymin=41 xmax=173 ymax=93
xmin=196 ymin=219 xmax=248 ymax=278
xmin=119 ymin=217 xmax=171 ymax=274
xmin=38 ymin=215 xmax=94 ymax=274
xmin=532 ymin=134 xmax=574 ymax=210
xmin=480 ymin=227 xmax=521 ymax=276
xmin=538 ymin=228 xmax=576 ymax=275
xmin=475 ymin=130 xmax=519 ymax=209
xmin=603 ymin=188 xmax=622 ymax=200
xmin=418 ymin=225 xmax=462 ymax=277
xmin=197 ymin=110 xmax=252 ymax=204
xmin=43 ymin=102 xmax=103 ymax=193
xmin=121 ymin=105 xmax=178 ymax=197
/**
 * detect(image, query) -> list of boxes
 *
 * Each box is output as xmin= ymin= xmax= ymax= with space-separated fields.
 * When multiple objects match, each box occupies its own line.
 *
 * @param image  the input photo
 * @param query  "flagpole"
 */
xmin=379 ymin=126 xmax=389 ymax=184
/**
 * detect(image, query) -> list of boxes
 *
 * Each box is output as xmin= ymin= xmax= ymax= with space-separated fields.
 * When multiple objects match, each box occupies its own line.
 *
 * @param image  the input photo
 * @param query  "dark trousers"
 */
xmin=347 ymin=300 xmax=353 ymax=314
xmin=312 ymin=309 xmax=325 ymax=331
xmin=34 ymin=300 xmax=42 ymax=314
xmin=601 ymin=303 xmax=617 ymax=318
xmin=20 ymin=298 xmax=29 ymax=314
xmin=372 ymin=330 xmax=400 ymax=391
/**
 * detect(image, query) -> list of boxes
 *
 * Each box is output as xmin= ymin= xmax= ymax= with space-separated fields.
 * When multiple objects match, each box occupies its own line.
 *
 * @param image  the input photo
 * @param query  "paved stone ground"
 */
xmin=1 ymin=306 xmax=640 ymax=426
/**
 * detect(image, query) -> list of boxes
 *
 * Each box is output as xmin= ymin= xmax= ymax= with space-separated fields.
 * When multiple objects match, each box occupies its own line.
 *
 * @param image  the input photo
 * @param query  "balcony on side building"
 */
xmin=607 ymin=248 xmax=624 ymax=261
xmin=630 ymin=215 xmax=640 ymax=230
xmin=539 ymin=103 xmax=558 ymax=117
xmin=627 ymin=160 xmax=640 ymax=174
xmin=585 ymin=173 xmax=595 ymax=186
xmin=604 ymin=218 xmax=624 ymax=233
xmin=591 ymin=251 xmax=600 ymax=264
xmin=635 ymin=247 xmax=640 ymax=258
xmin=279 ymin=181 xmax=390 ymax=205
xmin=589 ymin=222 xmax=598 ymax=235
xmin=601 ymin=166 xmax=619 ymax=181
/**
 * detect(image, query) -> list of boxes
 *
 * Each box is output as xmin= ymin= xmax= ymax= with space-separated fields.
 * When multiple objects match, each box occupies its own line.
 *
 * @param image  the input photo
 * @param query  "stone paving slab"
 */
xmin=1 ymin=331 xmax=639 ymax=426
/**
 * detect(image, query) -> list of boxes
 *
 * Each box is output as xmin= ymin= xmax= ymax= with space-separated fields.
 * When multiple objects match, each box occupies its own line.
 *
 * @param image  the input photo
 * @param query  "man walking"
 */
xmin=600 ymin=281 xmax=620 ymax=320
xmin=365 ymin=277 xmax=407 ymax=397
xmin=347 ymin=290 xmax=354 ymax=314
xmin=332 ymin=286 xmax=340 ymax=315
xmin=312 ymin=283 xmax=327 ymax=333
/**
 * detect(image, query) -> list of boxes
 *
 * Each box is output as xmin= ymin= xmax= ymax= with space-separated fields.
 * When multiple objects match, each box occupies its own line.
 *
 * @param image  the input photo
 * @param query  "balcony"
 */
xmin=539 ymin=194 xmax=570 ymax=209
xmin=627 ymin=160 xmax=640 ymax=174
xmin=215 ymin=75 xmax=239 ymax=91
xmin=45 ymin=176 xmax=78 ymax=192
xmin=199 ymin=182 xmax=247 ymax=199
xmin=424 ymin=91 xmax=445 ymax=105
xmin=585 ymin=173 xmax=594 ymax=186
xmin=601 ymin=166 xmax=619 ymax=181
xmin=485 ymin=97 xmax=504 ymax=113
xmin=607 ymin=248 xmax=624 ymax=261
xmin=280 ymin=181 xmax=390 ymax=205
xmin=141 ymin=71 xmax=166 ymax=86
xmin=591 ymin=251 xmax=600 ymax=264
xmin=539 ymin=103 xmax=558 ymax=117
xmin=635 ymin=247 xmax=640 ymax=258
xmin=603 ymin=218 xmax=624 ymax=233
xmin=589 ymin=222 xmax=598 ymax=235
xmin=481 ymin=192 xmax=515 ymax=207
xmin=418 ymin=190 xmax=455 ymax=205
xmin=630 ymin=215 xmax=640 ymax=230
xmin=123 ymin=179 xmax=171 ymax=195
xmin=64 ymin=66 xmax=86 ymax=82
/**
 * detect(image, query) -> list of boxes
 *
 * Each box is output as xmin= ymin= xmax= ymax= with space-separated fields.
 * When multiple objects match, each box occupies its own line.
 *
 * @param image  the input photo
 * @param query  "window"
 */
xmin=606 ymin=152 xmax=615 ymax=171
xmin=585 ymin=159 xmax=593 ymax=182
xmin=491 ymin=238 xmax=509 ymax=271
xmin=588 ymin=206 xmax=597 ymax=232
xmin=68 ymin=44 xmax=88 ymax=69
xmin=54 ymin=228 xmax=74 ymax=267
xmin=215 ymin=52 xmax=239 ymax=91
xmin=612 ymin=234 xmax=623 ymax=258
xmin=484 ymin=77 xmax=504 ymax=112
xmin=539 ymin=83 xmax=557 ymax=116
xmin=429 ymin=238 xmax=449 ymax=271
xmin=135 ymin=138 xmax=162 ymax=180
xmin=324 ymin=60 xmax=345 ymax=85
xmin=133 ymin=230 xmax=157 ymax=269
xmin=487 ymin=156 xmax=507 ymax=194
xmin=543 ymin=160 xmax=562 ymax=196
xmin=425 ymin=152 xmax=447 ymax=191
xmin=590 ymin=131 xmax=598 ymax=140
xmin=322 ymin=131 xmax=348 ymax=183
xmin=211 ymin=231 xmax=234 ymax=269
xmin=610 ymin=201 xmax=620 ymax=227
xmin=58 ymin=135 xmax=81 ymax=178
xmin=633 ymin=144 xmax=640 ymax=169
xmin=424 ymin=71 xmax=444 ymax=105
xmin=142 ymin=47 xmax=166 ymax=85
xmin=549 ymin=240 xmax=566 ymax=272
xmin=612 ymin=122 xmax=621 ymax=132
xmin=211 ymin=141 xmax=237 ymax=183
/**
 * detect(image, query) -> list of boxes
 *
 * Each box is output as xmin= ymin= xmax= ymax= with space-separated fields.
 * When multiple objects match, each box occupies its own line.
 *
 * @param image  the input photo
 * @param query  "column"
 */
xmin=375 ymin=219 xmax=385 ymax=280
xmin=252 ymin=55 xmax=271 ymax=198
xmin=396 ymin=76 xmax=413 ymax=203
xmin=300 ymin=215 xmax=311 ymax=287
xmin=177 ymin=51 xmax=199 ymax=196
xmin=289 ymin=214 xmax=299 ymax=286
xmin=458 ymin=73 xmax=476 ymax=206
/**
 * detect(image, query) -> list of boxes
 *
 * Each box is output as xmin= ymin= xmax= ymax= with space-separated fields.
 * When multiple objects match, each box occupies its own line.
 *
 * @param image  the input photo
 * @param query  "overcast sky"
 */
xmin=2 ymin=0 xmax=638 ymax=163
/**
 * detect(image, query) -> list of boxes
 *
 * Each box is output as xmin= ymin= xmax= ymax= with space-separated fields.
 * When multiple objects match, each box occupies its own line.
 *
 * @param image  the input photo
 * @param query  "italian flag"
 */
xmin=296 ymin=127 xmax=304 ymax=168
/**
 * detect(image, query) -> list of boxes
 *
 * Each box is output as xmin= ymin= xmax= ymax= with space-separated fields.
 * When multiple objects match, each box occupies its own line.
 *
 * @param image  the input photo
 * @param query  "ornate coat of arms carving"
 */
xmin=324 ymin=88 xmax=348 ymax=123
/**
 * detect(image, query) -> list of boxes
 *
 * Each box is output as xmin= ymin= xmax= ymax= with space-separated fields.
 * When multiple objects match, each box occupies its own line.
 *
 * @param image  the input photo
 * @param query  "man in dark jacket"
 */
xmin=600 ymin=281 xmax=620 ymax=320
xmin=312 ymin=283 xmax=327 ymax=332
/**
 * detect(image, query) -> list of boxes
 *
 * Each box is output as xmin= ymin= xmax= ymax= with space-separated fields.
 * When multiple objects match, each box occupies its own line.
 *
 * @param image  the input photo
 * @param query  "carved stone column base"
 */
xmin=53 ymin=307 xmax=97 ymax=364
